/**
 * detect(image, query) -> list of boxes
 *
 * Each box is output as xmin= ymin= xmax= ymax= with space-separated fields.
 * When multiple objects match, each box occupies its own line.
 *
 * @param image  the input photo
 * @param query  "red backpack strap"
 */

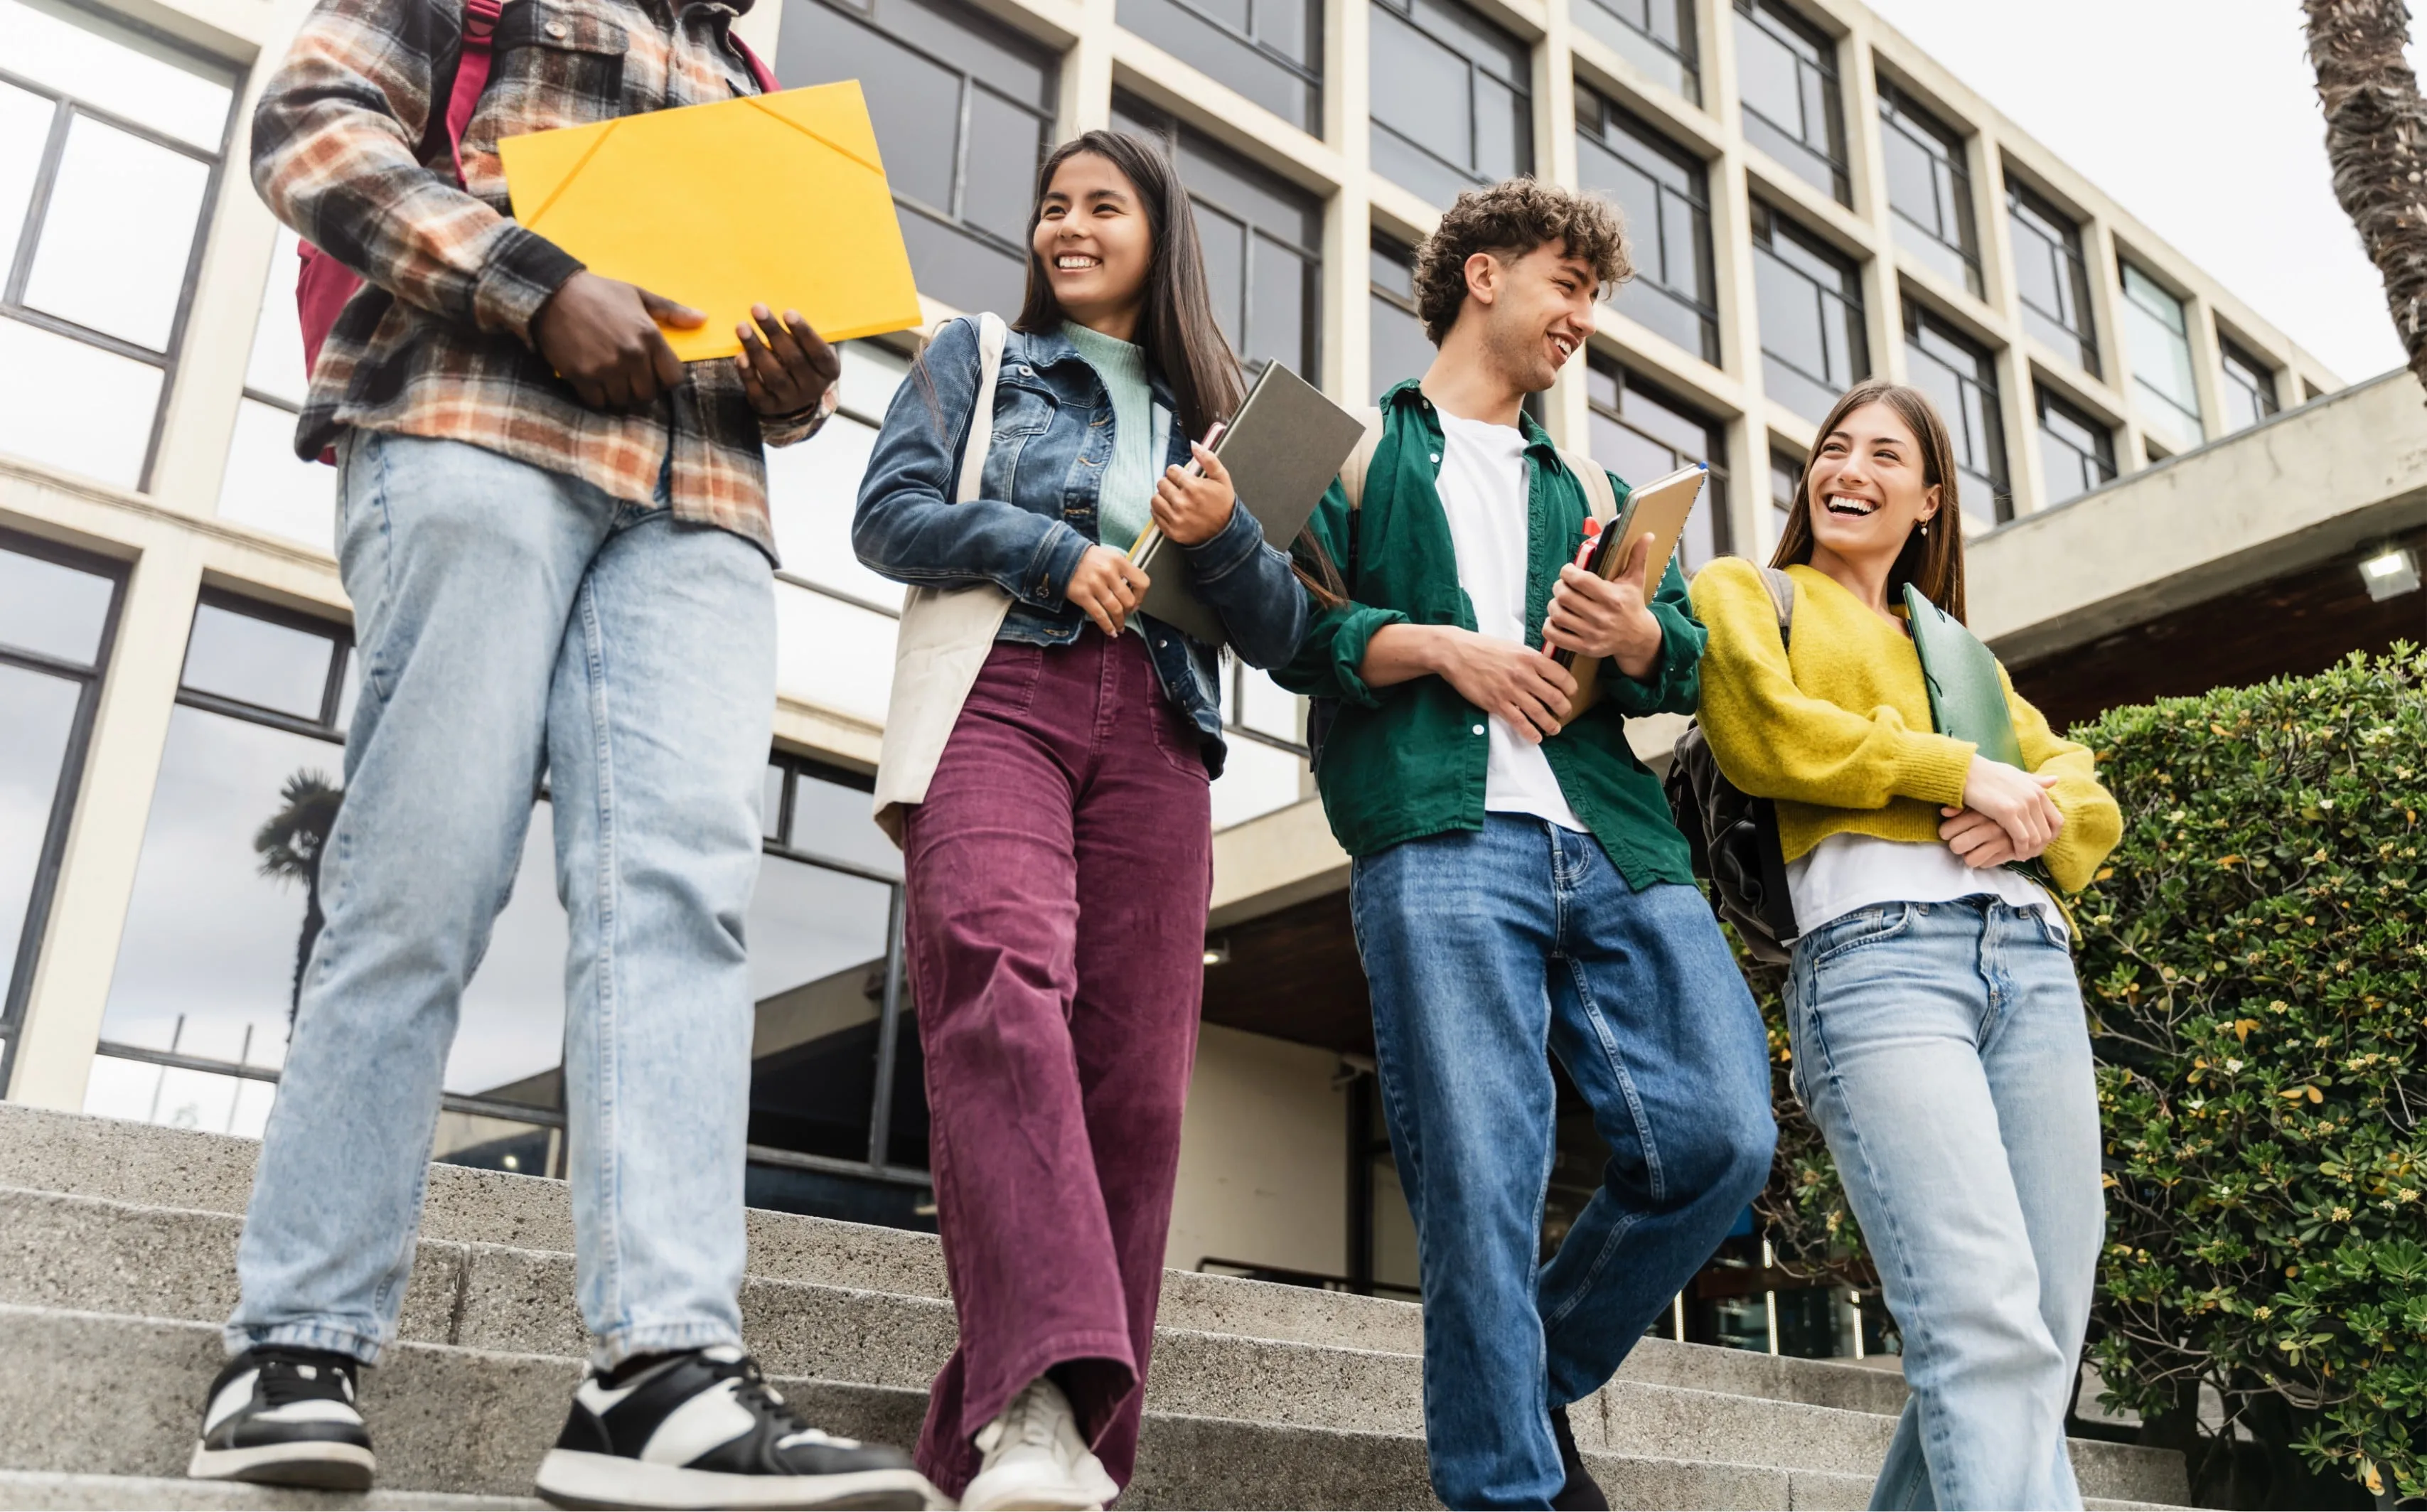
xmin=441 ymin=0 xmax=507 ymax=185
xmin=732 ymin=34 xmax=778 ymax=94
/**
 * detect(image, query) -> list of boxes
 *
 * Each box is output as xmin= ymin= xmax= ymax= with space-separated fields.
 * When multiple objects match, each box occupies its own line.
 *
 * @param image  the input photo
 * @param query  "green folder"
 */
xmin=1902 ymin=583 xmax=2023 ymax=767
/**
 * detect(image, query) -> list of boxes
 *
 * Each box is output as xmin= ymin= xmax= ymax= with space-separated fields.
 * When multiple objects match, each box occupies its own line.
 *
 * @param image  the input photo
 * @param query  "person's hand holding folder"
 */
xmin=1541 ymin=532 xmax=1662 ymax=679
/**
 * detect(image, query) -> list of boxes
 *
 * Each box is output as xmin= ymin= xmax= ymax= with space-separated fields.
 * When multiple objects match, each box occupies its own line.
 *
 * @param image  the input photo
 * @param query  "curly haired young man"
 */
xmin=1277 ymin=181 xmax=1776 ymax=1511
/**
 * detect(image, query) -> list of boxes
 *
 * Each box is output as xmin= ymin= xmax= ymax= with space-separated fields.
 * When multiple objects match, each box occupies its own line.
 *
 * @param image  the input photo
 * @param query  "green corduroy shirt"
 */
xmin=1274 ymin=381 xmax=1705 ymax=888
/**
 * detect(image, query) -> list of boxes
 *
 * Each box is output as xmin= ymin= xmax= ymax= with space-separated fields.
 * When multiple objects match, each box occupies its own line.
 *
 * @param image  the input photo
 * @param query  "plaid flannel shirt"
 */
xmin=253 ymin=0 xmax=822 ymax=558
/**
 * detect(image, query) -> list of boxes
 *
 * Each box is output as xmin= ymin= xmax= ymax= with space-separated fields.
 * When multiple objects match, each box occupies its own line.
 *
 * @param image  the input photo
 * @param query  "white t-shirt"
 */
xmin=1788 ymin=832 xmax=2063 ymax=939
xmin=1433 ymin=409 xmax=1586 ymax=833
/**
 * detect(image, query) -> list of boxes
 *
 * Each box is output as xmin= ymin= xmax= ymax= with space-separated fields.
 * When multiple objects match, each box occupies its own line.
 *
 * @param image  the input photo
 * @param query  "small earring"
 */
xmin=1920 ymin=522 xmax=1929 ymax=537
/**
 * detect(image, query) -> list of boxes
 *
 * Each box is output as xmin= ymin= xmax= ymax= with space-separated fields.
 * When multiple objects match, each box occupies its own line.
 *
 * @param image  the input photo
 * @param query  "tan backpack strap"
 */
xmin=1338 ymin=407 xmax=1386 ymax=510
xmin=1555 ymin=446 xmax=1619 ymax=525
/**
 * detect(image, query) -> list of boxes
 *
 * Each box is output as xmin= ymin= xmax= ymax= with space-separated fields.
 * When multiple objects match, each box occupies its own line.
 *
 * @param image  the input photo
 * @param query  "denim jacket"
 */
xmin=854 ymin=318 xmax=1311 ymax=773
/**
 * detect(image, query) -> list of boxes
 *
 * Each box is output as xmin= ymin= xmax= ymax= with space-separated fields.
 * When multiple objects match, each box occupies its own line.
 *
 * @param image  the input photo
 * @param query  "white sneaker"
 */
xmin=958 ymin=1377 xmax=1120 ymax=1512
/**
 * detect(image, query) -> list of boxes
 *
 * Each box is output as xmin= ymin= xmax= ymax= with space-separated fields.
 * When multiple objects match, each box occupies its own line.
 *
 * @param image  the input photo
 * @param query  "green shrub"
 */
xmin=1750 ymin=647 xmax=2427 ymax=1506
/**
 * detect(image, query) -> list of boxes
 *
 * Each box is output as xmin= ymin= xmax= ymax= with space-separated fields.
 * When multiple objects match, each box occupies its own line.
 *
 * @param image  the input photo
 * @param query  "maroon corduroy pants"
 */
xmin=901 ymin=631 xmax=1214 ymax=1496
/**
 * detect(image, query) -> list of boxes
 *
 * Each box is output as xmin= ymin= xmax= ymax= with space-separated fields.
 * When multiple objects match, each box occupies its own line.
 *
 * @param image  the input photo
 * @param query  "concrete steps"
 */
xmin=0 ymin=1104 xmax=2188 ymax=1509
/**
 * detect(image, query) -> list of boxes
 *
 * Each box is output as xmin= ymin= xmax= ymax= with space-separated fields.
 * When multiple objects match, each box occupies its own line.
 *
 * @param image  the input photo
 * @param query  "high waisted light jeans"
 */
xmin=227 ymin=431 xmax=775 ymax=1370
xmin=1784 ymin=897 xmax=2105 ymax=1511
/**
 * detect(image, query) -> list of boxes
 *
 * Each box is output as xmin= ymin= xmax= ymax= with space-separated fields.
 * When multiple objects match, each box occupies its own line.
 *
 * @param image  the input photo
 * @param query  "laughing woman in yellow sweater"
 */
xmin=1691 ymin=380 xmax=2119 ymax=1512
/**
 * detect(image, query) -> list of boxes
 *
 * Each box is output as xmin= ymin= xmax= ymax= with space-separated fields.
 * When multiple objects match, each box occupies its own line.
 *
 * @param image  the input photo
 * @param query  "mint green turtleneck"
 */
xmin=1061 ymin=320 xmax=1158 ymax=552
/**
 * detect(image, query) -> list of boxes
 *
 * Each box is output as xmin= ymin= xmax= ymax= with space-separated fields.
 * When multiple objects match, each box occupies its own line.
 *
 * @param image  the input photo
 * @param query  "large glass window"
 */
xmin=2119 ymin=261 xmax=2202 ymax=454
xmin=1732 ymin=0 xmax=1845 ymax=205
xmin=1370 ymin=233 xmax=1435 ymax=397
xmin=219 ymin=227 xmax=335 ymax=552
xmin=1901 ymin=299 xmax=2009 ymax=527
xmin=1575 ymin=89 xmax=1717 ymax=365
xmin=1118 ymin=0 xmax=1321 ymax=133
xmin=2035 ymin=384 xmax=2115 ymax=508
xmin=2219 ymin=336 xmax=2280 ymax=434
xmin=1214 ymin=661 xmax=1309 ymax=827
xmin=2007 ymin=181 xmax=2097 ymax=375
xmin=1750 ymin=202 xmax=1866 ymax=424
xmin=1573 ymin=0 xmax=1698 ymax=104
xmin=1112 ymin=95 xmax=1323 ymax=380
xmin=765 ymin=341 xmax=909 ymax=724
xmin=1877 ymin=80 xmax=1978 ymax=296
xmin=1585 ymin=352 xmax=1730 ymax=572
xmin=0 ymin=0 xmax=238 ymax=491
xmin=1368 ymin=0 xmax=1533 ymax=209
xmin=0 ymin=532 xmax=122 ymax=1093
xmin=779 ymin=0 xmax=1056 ymax=318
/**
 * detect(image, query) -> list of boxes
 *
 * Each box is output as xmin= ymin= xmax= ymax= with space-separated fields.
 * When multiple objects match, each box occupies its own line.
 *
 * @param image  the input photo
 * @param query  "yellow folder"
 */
xmin=499 ymin=80 xmax=924 ymax=363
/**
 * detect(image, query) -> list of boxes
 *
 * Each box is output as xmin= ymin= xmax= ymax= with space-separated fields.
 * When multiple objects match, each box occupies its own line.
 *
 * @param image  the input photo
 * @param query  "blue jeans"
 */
xmin=227 ymin=432 xmax=775 ymax=1369
xmin=1784 ymin=899 xmax=2104 ymax=1511
xmin=1350 ymin=817 xmax=1777 ymax=1511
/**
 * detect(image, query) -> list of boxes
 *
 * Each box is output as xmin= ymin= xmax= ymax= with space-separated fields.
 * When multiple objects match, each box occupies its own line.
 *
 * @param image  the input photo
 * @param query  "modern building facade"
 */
xmin=0 ymin=0 xmax=2365 ymax=1363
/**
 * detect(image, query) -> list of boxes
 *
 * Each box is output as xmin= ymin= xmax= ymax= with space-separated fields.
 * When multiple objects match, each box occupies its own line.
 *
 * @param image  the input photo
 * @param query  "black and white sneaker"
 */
xmin=188 ymin=1346 xmax=375 ymax=1490
xmin=534 ymin=1346 xmax=938 ymax=1510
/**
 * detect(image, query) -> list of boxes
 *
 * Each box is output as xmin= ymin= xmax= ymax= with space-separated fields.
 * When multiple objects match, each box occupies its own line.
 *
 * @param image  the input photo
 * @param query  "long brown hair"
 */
xmin=1769 ymin=380 xmax=1968 ymax=623
xmin=1014 ymin=130 xmax=1342 ymax=605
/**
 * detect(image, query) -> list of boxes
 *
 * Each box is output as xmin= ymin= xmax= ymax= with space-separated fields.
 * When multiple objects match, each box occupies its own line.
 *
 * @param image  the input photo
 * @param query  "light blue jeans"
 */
xmin=227 ymin=432 xmax=775 ymax=1369
xmin=1783 ymin=898 xmax=2105 ymax=1511
xmin=1351 ymin=816 xmax=1777 ymax=1511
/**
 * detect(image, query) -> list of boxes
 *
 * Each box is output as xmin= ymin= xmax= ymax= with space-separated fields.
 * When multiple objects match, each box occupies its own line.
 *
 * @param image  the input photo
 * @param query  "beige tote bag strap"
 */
xmin=872 ymin=313 xmax=1014 ymax=845
xmin=1553 ymin=445 xmax=1620 ymax=525
xmin=1336 ymin=407 xmax=1386 ymax=510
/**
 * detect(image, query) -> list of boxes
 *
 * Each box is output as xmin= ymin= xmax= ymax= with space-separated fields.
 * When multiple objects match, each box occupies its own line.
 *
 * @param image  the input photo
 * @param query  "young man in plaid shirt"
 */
xmin=184 ymin=1 xmax=936 ymax=1506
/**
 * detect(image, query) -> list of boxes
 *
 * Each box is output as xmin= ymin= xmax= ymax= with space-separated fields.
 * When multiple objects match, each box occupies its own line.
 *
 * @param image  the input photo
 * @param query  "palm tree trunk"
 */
xmin=2307 ymin=0 xmax=2427 ymax=397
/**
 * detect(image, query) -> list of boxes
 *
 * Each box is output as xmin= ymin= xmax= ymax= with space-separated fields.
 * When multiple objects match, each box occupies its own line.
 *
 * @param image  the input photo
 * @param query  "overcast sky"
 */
xmin=1860 ymin=0 xmax=2415 ymax=384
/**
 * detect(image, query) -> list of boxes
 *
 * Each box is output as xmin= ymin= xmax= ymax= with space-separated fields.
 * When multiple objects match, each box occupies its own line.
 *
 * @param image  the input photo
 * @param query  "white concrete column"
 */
xmin=1061 ymin=0 xmax=1117 ymax=136
xmin=1329 ymin=0 xmax=1375 ymax=407
xmin=1699 ymin=0 xmax=1772 ymax=555
xmin=1539 ymin=1 xmax=1592 ymax=451
xmin=8 ymin=544 xmax=205 ymax=1109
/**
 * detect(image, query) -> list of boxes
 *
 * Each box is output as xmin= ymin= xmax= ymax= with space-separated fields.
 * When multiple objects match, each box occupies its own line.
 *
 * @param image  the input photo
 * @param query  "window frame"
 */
xmin=2033 ymin=381 xmax=2116 ymax=508
xmin=1875 ymin=77 xmax=1980 ymax=296
xmin=1584 ymin=350 xmax=1733 ymax=565
xmin=2218 ymin=334 xmax=2281 ymax=434
xmin=1575 ymin=87 xmax=1720 ymax=365
xmin=1749 ymin=200 xmax=1868 ymax=422
xmin=0 ymin=6 xmax=241 ymax=491
xmin=1900 ymin=296 xmax=2011 ymax=525
xmin=786 ymin=0 xmax=1057 ymax=314
xmin=2004 ymin=178 xmax=2099 ymax=377
xmin=1111 ymin=93 xmax=1325 ymax=381
xmin=1573 ymin=0 xmax=1699 ymax=104
xmin=2118 ymin=257 xmax=2204 ymax=447
xmin=1368 ymin=0 xmax=1536 ymax=205
xmin=1731 ymin=0 xmax=1848 ymax=205
xmin=1116 ymin=0 xmax=1324 ymax=131
xmin=0 ymin=527 xmax=127 ymax=1095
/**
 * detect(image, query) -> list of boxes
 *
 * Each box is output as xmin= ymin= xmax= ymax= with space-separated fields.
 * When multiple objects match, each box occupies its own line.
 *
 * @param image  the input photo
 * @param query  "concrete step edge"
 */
xmin=0 ymin=1177 xmax=1911 ymax=1420
xmin=0 ymin=1304 xmax=2190 ymax=1506
xmin=0 ymin=1471 xmax=540 ymax=1511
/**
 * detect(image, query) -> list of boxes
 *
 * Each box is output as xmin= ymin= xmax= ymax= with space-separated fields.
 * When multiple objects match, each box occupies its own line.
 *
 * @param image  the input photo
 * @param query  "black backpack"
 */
xmin=1665 ymin=567 xmax=1800 ymax=963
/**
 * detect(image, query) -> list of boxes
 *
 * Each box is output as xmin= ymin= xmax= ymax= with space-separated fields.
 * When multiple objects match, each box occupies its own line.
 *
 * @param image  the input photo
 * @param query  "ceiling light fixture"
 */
xmin=1202 ymin=939 xmax=1231 ymax=967
xmin=2360 ymin=545 xmax=2421 ymax=603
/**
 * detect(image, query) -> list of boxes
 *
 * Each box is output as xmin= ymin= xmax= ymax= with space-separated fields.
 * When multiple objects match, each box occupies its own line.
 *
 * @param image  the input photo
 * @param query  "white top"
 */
xmin=1788 ymin=832 xmax=2063 ymax=939
xmin=1433 ymin=409 xmax=1585 ymax=833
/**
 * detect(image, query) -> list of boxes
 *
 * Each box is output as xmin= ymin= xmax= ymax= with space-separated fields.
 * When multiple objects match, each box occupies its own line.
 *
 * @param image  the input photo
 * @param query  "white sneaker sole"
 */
xmin=188 ymin=1437 xmax=375 ymax=1491
xmin=534 ymin=1449 xmax=943 ymax=1510
xmin=959 ymin=1465 xmax=1106 ymax=1512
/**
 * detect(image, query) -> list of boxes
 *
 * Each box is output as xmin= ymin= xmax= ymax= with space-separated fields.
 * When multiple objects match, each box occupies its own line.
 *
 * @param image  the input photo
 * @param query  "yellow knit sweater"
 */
xmin=1688 ymin=558 xmax=2121 ymax=894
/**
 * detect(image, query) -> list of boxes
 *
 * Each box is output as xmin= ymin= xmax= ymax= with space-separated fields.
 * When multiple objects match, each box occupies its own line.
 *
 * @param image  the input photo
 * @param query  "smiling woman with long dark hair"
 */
xmin=851 ymin=131 xmax=1314 ymax=1511
xmin=1688 ymin=380 xmax=2122 ymax=1510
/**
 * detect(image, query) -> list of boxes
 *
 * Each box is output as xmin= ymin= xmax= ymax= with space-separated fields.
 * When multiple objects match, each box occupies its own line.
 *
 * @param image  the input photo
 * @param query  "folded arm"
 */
xmin=1688 ymin=558 xmax=1975 ymax=810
